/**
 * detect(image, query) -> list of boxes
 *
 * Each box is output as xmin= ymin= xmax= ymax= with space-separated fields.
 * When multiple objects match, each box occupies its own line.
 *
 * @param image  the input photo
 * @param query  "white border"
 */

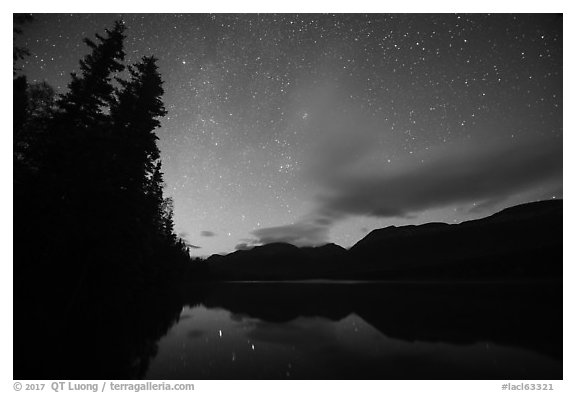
xmin=3 ymin=2 xmax=573 ymax=392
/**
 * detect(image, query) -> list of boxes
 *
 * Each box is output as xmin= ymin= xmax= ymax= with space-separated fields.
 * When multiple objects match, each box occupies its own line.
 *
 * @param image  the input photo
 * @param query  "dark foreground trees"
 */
xmin=15 ymin=20 xmax=189 ymax=284
xmin=14 ymin=20 xmax=191 ymax=378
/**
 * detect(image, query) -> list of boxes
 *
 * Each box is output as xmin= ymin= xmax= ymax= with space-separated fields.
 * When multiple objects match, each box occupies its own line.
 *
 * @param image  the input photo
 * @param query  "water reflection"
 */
xmin=14 ymin=281 xmax=562 ymax=379
xmin=147 ymin=281 xmax=562 ymax=379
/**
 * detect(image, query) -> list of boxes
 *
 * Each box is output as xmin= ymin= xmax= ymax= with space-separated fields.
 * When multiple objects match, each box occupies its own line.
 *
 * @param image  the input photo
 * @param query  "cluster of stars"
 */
xmin=16 ymin=13 xmax=562 ymax=255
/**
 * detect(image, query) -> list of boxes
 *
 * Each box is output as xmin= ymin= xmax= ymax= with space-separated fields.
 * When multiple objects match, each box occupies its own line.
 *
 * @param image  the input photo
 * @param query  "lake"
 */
xmin=13 ymin=280 xmax=562 ymax=379
xmin=145 ymin=281 xmax=562 ymax=379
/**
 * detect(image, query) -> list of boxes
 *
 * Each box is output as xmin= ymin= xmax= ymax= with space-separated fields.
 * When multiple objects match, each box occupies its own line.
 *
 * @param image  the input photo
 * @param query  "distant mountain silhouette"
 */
xmin=206 ymin=242 xmax=347 ymax=280
xmin=202 ymin=199 xmax=562 ymax=280
xmin=347 ymin=199 xmax=562 ymax=279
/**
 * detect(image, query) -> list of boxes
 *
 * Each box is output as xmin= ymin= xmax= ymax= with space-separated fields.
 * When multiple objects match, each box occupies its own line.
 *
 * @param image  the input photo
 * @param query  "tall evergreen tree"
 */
xmin=109 ymin=56 xmax=177 ymax=255
xmin=13 ymin=14 xmax=33 ymax=137
xmin=44 ymin=21 xmax=127 ymax=223
xmin=58 ymin=20 xmax=126 ymax=127
xmin=13 ymin=14 xmax=33 ymax=72
xmin=111 ymin=56 xmax=166 ymax=195
xmin=15 ymin=20 xmax=189 ymax=296
xmin=15 ymin=24 xmax=192 ymax=376
xmin=14 ymin=21 xmax=130 ymax=282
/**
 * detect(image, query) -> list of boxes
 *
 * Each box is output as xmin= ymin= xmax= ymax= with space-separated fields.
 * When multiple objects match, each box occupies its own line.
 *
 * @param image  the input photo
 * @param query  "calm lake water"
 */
xmin=145 ymin=281 xmax=562 ymax=379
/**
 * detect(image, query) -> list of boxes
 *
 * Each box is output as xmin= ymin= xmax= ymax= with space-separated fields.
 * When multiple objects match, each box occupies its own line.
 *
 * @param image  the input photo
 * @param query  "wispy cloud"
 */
xmin=250 ymin=83 xmax=562 ymax=247
xmin=316 ymin=136 xmax=562 ymax=219
xmin=251 ymin=219 xmax=331 ymax=247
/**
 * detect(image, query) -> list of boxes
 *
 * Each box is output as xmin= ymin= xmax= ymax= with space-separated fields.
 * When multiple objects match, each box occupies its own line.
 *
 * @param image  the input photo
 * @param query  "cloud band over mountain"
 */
xmin=251 ymin=136 xmax=562 ymax=247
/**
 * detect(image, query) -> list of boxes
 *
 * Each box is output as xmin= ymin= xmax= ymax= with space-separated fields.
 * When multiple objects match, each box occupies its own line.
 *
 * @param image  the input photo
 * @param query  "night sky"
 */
xmin=16 ymin=14 xmax=563 ymax=256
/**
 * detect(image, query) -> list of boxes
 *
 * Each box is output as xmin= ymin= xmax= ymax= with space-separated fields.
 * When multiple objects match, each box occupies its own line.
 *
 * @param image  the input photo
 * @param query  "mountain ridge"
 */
xmin=198 ymin=199 xmax=562 ymax=280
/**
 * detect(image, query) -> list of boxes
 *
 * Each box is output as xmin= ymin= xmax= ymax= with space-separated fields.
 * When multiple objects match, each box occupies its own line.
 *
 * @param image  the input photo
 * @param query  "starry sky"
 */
xmin=15 ymin=13 xmax=563 ymax=256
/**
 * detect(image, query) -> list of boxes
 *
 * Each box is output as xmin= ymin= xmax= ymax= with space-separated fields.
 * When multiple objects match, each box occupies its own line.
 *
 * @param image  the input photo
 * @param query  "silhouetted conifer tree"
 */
xmin=110 ymin=56 xmax=183 ymax=266
xmin=58 ymin=21 xmax=126 ymax=126
xmin=15 ymin=20 xmax=190 ymax=303
xmin=111 ymin=57 xmax=165 ymax=195
xmin=13 ymin=14 xmax=33 ymax=72
xmin=13 ymin=14 xmax=33 ymax=141
xmin=15 ymin=20 xmax=192 ymax=380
